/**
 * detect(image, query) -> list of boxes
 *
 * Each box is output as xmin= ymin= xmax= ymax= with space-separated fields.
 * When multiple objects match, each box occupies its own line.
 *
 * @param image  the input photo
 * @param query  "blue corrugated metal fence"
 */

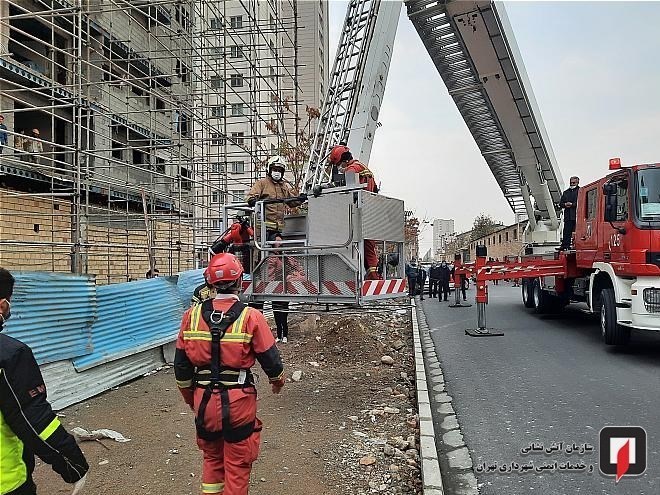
xmin=4 ymin=269 xmax=201 ymax=368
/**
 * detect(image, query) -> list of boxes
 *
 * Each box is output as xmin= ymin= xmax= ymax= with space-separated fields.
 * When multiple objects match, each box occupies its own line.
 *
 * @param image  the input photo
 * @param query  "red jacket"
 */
xmin=174 ymin=294 xmax=283 ymax=407
xmin=221 ymin=222 xmax=253 ymax=245
xmin=345 ymin=159 xmax=378 ymax=193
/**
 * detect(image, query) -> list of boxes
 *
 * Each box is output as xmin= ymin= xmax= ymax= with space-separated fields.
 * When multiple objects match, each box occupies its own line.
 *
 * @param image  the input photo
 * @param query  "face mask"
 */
xmin=570 ymin=185 xmax=578 ymax=189
xmin=271 ymin=171 xmax=283 ymax=181
xmin=0 ymin=300 xmax=10 ymax=325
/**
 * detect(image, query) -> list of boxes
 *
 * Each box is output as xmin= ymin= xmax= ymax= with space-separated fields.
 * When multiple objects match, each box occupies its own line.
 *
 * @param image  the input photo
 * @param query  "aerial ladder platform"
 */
xmin=227 ymin=0 xmax=409 ymax=306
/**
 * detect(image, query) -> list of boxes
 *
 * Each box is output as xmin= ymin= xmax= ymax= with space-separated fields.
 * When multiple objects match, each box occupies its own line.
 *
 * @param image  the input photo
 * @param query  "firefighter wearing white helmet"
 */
xmin=245 ymin=155 xmax=305 ymax=240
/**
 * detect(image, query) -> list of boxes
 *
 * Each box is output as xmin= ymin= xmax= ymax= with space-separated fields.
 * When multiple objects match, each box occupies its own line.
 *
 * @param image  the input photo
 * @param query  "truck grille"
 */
xmin=643 ymin=288 xmax=660 ymax=313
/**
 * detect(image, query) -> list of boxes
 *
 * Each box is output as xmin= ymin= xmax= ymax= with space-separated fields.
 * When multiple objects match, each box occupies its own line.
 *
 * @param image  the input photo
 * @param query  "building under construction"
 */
xmin=0 ymin=0 xmax=327 ymax=283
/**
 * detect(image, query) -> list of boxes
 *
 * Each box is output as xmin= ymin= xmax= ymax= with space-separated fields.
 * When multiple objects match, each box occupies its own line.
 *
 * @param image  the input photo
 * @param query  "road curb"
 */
xmin=412 ymin=299 xmax=445 ymax=495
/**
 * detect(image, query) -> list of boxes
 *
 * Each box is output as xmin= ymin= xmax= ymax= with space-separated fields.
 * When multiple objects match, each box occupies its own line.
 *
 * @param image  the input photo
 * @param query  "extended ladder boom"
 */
xmin=302 ymin=0 xmax=402 ymax=194
xmin=406 ymin=0 xmax=565 ymax=242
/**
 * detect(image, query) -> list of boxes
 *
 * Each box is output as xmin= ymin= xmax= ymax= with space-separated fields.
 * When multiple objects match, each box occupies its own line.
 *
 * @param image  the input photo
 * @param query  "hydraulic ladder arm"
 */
xmin=302 ymin=0 xmax=402 ymax=194
xmin=406 ymin=0 xmax=565 ymax=247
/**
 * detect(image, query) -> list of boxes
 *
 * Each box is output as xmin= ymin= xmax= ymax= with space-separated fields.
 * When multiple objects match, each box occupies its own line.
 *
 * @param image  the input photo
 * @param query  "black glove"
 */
xmin=299 ymin=193 xmax=308 ymax=201
xmin=209 ymin=239 xmax=228 ymax=255
xmin=53 ymin=451 xmax=89 ymax=483
xmin=247 ymin=197 xmax=256 ymax=207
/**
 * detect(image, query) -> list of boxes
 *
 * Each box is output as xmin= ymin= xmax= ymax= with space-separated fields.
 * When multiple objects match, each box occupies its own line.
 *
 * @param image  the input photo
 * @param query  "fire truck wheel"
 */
xmin=532 ymin=279 xmax=551 ymax=313
xmin=522 ymin=279 xmax=535 ymax=308
xmin=600 ymin=288 xmax=631 ymax=345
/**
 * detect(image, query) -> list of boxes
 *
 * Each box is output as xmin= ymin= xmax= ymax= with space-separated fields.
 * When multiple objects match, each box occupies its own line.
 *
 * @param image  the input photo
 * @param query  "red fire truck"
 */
xmin=459 ymin=158 xmax=660 ymax=345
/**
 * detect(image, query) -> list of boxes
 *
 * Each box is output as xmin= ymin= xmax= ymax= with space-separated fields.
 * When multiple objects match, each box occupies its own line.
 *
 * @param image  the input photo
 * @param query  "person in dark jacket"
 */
xmin=428 ymin=263 xmax=440 ymax=298
xmin=416 ymin=266 xmax=427 ymax=300
xmin=0 ymin=268 xmax=89 ymax=495
xmin=438 ymin=261 xmax=452 ymax=301
xmin=405 ymin=261 xmax=418 ymax=297
xmin=559 ymin=176 xmax=580 ymax=250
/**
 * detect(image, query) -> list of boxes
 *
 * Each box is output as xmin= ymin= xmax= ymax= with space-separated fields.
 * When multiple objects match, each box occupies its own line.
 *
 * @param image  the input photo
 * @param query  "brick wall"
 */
xmin=0 ymin=188 xmax=196 ymax=283
xmin=466 ymin=222 xmax=527 ymax=261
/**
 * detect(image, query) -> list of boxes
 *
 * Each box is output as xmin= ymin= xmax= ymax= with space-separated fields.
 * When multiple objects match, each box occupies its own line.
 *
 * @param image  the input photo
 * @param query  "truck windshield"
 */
xmin=636 ymin=168 xmax=660 ymax=219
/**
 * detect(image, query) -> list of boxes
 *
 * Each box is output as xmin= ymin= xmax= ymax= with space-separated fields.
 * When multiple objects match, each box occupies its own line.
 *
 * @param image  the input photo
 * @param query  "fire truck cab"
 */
xmin=522 ymin=159 xmax=660 ymax=345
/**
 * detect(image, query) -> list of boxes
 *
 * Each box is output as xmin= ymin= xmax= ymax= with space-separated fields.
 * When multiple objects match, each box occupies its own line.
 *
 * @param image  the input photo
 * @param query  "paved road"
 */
xmin=420 ymin=284 xmax=660 ymax=495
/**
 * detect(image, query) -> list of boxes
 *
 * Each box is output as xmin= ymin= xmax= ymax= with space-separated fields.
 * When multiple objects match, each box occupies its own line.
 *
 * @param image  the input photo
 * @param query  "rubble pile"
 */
xmin=276 ymin=305 xmax=423 ymax=495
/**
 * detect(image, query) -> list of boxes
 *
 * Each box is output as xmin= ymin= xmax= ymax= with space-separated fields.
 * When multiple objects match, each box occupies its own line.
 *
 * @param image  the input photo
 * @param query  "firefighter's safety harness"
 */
xmin=194 ymin=299 xmax=260 ymax=443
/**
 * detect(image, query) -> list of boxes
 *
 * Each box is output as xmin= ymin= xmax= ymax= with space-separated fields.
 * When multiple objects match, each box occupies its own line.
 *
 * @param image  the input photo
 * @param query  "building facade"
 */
xmin=466 ymin=221 xmax=528 ymax=261
xmin=200 ymin=0 xmax=329 ymax=236
xmin=0 ymin=0 xmax=205 ymax=282
xmin=432 ymin=218 xmax=455 ymax=259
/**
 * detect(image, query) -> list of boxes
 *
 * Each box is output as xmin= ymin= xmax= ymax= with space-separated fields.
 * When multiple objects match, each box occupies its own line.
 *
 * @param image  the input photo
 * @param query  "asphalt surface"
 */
xmin=421 ymin=283 xmax=660 ymax=495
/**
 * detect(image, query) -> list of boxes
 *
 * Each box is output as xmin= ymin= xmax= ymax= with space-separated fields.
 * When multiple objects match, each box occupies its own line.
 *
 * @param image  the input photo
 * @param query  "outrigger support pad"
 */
xmin=465 ymin=301 xmax=503 ymax=337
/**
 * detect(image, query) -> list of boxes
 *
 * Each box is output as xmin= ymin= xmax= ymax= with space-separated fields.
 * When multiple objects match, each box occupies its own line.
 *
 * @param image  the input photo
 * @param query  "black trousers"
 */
xmin=561 ymin=219 xmax=576 ymax=249
xmin=440 ymin=281 xmax=450 ymax=300
xmin=459 ymin=280 xmax=467 ymax=301
xmin=272 ymin=301 xmax=289 ymax=339
xmin=8 ymin=479 xmax=37 ymax=495
xmin=429 ymin=279 xmax=439 ymax=297
xmin=408 ymin=277 xmax=417 ymax=297
xmin=417 ymin=280 xmax=425 ymax=299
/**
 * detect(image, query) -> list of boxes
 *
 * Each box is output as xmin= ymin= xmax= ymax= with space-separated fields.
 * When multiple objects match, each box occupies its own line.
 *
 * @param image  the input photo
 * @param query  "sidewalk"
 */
xmin=34 ymin=308 xmax=423 ymax=494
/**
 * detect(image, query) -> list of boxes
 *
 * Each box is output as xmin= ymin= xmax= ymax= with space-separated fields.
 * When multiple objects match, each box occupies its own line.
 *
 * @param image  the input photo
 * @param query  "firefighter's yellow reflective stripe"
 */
xmin=0 ymin=408 xmax=28 ymax=493
xmin=221 ymin=333 xmax=253 ymax=344
xmin=190 ymin=305 xmax=202 ymax=332
xmin=38 ymin=417 xmax=61 ymax=441
xmin=176 ymin=379 xmax=193 ymax=388
xmin=229 ymin=308 xmax=249 ymax=334
xmin=196 ymin=369 xmax=240 ymax=376
xmin=182 ymin=331 xmax=211 ymax=341
xmin=182 ymin=331 xmax=253 ymax=344
xmin=202 ymin=482 xmax=225 ymax=493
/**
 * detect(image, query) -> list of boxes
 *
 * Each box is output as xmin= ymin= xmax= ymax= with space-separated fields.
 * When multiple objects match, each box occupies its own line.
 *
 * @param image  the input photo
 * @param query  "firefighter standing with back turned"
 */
xmin=174 ymin=253 xmax=285 ymax=495
xmin=328 ymin=144 xmax=382 ymax=280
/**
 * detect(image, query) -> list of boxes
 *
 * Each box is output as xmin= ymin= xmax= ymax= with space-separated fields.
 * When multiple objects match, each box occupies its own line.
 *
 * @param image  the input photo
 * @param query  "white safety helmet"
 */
xmin=267 ymin=155 xmax=287 ymax=173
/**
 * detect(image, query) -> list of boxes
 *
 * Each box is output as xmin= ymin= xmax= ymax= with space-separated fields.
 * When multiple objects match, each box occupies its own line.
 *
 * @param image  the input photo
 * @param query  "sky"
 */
xmin=327 ymin=1 xmax=660 ymax=255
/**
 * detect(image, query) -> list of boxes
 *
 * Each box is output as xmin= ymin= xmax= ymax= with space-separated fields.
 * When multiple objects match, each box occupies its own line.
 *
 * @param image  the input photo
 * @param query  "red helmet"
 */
xmin=204 ymin=253 xmax=244 ymax=288
xmin=328 ymin=144 xmax=350 ymax=165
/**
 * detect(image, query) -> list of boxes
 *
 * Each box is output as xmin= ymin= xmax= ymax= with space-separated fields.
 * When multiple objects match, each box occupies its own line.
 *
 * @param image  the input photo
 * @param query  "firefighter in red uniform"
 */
xmin=190 ymin=216 xmax=256 ymax=307
xmin=209 ymin=215 xmax=254 ymax=269
xmin=174 ymin=253 xmax=285 ymax=495
xmin=328 ymin=144 xmax=382 ymax=280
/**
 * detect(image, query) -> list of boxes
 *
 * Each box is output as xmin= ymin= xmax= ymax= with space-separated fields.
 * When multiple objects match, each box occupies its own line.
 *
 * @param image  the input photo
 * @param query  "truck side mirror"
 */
xmin=603 ymin=183 xmax=618 ymax=222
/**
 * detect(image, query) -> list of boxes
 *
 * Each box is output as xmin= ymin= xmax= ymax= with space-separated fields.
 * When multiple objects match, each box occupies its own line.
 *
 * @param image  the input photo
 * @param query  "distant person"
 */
xmin=268 ymin=234 xmax=304 ymax=343
xmin=559 ymin=176 xmax=580 ymax=250
xmin=14 ymin=129 xmax=26 ymax=157
xmin=0 ymin=115 xmax=8 ymax=153
xmin=428 ymin=263 xmax=440 ymax=298
xmin=416 ymin=265 xmax=427 ymax=300
xmin=405 ymin=260 xmax=418 ymax=297
xmin=146 ymin=268 xmax=160 ymax=279
xmin=27 ymin=128 xmax=43 ymax=164
xmin=0 ymin=268 xmax=89 ymax=493
xmin=438 ymin=261 xmax=451 ymax=301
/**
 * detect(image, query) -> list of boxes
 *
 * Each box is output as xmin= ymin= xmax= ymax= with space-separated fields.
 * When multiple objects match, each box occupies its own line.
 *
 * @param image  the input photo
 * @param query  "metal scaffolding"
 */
xmin=0 ymin=0 xmax=299 ymax=283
